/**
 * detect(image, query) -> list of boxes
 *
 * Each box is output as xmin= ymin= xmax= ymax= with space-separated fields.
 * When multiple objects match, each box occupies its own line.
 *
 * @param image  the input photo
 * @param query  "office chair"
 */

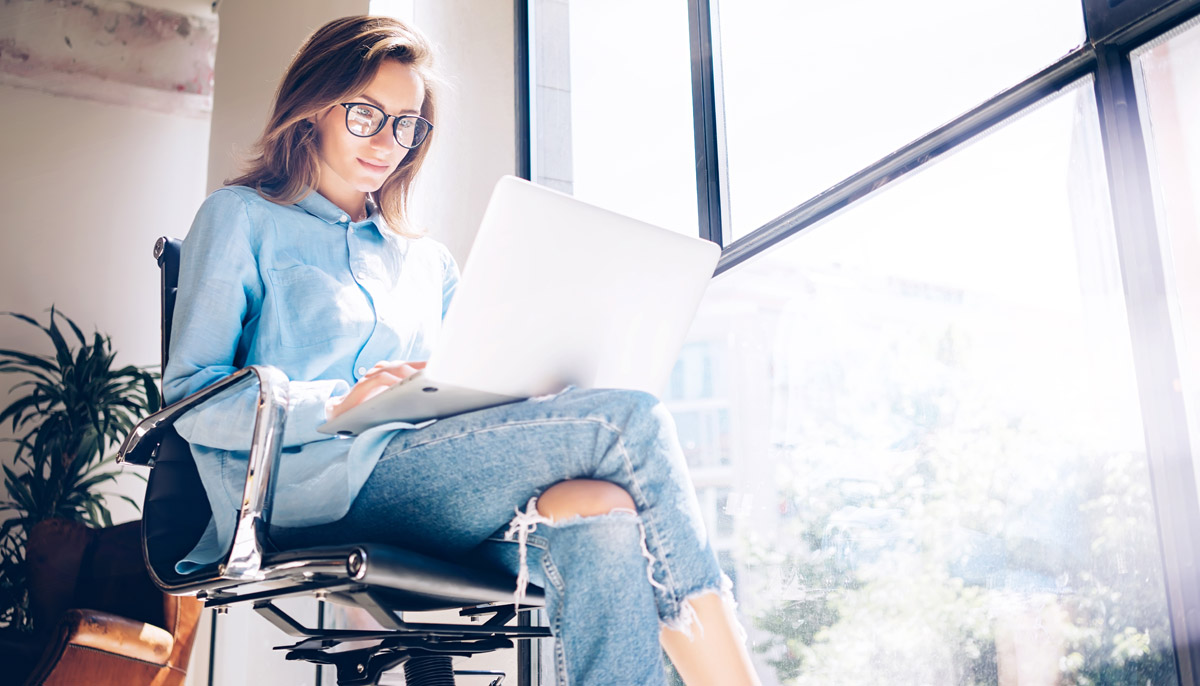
xmin=117 ymin=237 xmax=550 ymax=686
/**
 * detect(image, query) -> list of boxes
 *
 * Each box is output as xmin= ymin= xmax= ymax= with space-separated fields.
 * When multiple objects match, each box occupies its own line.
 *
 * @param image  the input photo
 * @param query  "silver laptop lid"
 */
xmin=424 ymin=175 xmax=720 ymax=399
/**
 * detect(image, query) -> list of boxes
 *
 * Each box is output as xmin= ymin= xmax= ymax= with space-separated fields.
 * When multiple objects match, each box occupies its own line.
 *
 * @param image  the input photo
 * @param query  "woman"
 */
xmin=165 ymin=15 xmax=759 ymax=686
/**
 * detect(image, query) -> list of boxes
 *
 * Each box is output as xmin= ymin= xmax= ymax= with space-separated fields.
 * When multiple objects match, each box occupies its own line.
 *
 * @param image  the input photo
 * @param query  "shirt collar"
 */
xmin=294 ymin=189 xmax=380 ymax=226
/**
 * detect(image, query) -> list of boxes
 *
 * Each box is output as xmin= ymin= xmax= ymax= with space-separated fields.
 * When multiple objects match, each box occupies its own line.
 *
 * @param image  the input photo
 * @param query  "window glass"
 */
xmin=530 ymin=0 xmax=698 ymax=235
xmin=718 ymin=0 xmax=1085 ymax=240
xmin=670 ymin=78 xmax=1178 ymax=683
xmin=1132 ymin=17 xmax=1200 ymax=497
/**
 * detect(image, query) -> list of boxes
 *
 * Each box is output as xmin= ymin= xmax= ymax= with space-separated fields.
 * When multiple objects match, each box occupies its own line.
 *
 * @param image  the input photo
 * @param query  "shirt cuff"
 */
xmin=284 ymin=378 xmax=351 ymax=445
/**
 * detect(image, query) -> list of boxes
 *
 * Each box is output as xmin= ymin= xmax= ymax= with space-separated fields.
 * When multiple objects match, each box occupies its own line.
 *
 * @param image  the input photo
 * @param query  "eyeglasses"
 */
xmin=339 ymin=102 xmax=433 ymax=149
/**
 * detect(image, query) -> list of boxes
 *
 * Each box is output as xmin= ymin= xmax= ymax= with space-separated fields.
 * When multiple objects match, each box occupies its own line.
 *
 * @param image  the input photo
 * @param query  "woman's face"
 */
xmin=311 ymin=59 xmax=426 ymax=207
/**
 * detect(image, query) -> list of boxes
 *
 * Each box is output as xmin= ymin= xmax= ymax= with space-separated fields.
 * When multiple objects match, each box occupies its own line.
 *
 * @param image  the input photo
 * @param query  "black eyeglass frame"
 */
xmin=339 ymin=102 xmax=433 ymax=149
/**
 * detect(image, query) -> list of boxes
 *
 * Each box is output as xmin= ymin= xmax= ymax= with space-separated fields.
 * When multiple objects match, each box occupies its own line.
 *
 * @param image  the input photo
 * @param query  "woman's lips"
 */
xmin=358 ymin=158 xmax=389 ymax=172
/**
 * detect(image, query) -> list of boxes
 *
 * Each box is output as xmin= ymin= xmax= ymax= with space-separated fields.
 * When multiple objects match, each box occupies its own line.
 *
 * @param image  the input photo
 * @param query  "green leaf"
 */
xmin=105 ymin=493 xmax=144 ymax=513
xmin=142 ymin=374 xmax=162 ymax=412
xmin=1 ymin=312 xmax=44 ymax=329
xmin=0 ymin=350 xmax=58 ymax=373
xmin=45 ymin=308 xmax=74 ymax=370
xmin=62 ymin=313 xmax=87 ymax=347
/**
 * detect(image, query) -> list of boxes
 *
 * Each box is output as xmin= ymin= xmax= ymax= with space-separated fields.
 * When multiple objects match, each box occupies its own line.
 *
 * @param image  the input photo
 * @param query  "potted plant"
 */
xmin=0 ymin=308 xmax=160 ymax=636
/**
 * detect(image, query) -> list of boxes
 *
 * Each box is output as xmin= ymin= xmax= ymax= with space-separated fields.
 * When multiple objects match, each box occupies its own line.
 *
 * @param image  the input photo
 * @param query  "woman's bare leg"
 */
xmin=661 ymin=593 xmax=761 ymax=686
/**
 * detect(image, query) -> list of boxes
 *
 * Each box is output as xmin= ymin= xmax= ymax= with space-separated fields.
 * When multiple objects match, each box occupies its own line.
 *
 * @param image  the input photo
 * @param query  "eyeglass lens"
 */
xmin=344 ymin=104 xmax=429 ymax=149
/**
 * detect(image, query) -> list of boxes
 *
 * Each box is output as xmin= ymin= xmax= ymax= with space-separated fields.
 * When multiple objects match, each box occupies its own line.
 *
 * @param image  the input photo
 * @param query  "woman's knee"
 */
xmin=536 ymin=479 xmax=635 ymax=522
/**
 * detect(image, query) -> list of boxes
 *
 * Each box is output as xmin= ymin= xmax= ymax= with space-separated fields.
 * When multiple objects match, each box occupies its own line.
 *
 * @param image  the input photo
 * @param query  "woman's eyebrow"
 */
xmin=359 ymin=93 xmax=420 ymax=116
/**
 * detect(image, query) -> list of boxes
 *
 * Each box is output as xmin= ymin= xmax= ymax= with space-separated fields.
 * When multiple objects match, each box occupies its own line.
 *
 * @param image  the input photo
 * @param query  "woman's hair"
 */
xmin=227 ymin=15 xmax=439 ymax=237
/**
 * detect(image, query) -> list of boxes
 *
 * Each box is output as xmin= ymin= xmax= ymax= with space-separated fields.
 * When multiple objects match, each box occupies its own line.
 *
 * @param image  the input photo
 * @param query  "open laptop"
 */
xmin=317 ymin=175 xmax=720 ymax=436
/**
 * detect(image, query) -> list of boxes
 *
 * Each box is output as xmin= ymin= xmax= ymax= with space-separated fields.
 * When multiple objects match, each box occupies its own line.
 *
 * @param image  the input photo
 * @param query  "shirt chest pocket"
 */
xmin=267 ymin=265 xmax=373 ymax=349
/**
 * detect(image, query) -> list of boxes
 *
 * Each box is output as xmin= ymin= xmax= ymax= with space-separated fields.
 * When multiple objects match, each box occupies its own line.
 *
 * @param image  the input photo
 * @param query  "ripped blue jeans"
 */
xmin=270 ymin=388 xmax=729 ymax=685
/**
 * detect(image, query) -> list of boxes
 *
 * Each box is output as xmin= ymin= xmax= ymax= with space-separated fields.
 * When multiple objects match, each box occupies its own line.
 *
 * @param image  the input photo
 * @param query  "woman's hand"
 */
xmin=327 ymin=361 xmax=426 ymax=420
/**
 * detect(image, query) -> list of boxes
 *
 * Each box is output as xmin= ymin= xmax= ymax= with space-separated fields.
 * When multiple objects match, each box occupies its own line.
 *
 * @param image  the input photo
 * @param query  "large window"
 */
xmin=670 ymin=81 xmax=1176 ymax=683
xmin=527 ymin=0 xmax=1200 ymax=683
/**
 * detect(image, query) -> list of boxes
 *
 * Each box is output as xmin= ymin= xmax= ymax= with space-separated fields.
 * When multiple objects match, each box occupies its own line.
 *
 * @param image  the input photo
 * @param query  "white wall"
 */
xmin=0 ymin=45 xmax=213 ymax=525
xmin=406 ymin=0 xmax=517 ymax=263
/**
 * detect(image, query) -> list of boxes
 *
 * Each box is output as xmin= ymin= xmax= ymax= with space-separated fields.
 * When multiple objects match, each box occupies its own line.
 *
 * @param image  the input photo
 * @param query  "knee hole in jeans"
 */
xmin=535 ymin=479 xmax=635 ymax=522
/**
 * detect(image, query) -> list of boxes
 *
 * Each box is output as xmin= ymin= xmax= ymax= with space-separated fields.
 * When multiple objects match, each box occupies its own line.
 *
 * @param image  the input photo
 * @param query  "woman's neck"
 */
xmin=316 ymin=181 xmax=367 ymax=222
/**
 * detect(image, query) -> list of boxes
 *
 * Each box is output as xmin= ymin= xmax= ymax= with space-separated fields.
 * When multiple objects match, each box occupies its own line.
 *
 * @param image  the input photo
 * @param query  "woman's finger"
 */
xmin=330 ymin=372 xmax=403 ymax=418
xmin=364 ymin=361 xmax=425 ymax=381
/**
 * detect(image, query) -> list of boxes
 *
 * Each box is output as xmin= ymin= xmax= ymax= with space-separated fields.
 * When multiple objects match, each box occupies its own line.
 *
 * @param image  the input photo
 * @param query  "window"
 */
xmin=717 ymin=0 xmax=1086 ymax=238
xmin=680 ymin=80 xmax=1176 ymax=683
xmin=529 ymin=0 xmax=697 ymax=234
xmin=524 ymin=0 xmax=1200 ymax=681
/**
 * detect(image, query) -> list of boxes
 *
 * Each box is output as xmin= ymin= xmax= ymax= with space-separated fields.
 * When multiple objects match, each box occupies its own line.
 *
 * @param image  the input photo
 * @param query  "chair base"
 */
xmin=244 ymin=591 xmax=549 ymax=686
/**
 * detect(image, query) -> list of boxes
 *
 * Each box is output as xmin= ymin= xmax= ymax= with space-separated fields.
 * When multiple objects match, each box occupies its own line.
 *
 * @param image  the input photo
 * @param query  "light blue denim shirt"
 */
xmin=163 ymin=185 xmax=458 ymax=572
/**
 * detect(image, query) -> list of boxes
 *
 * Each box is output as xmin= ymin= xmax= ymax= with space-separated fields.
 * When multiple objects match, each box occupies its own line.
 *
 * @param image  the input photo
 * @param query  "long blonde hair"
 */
xmin=228 ymin=16 xmax=438 ymax=237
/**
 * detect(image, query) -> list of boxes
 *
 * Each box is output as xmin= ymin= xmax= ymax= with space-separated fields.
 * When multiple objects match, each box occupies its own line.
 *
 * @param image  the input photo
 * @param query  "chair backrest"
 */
xmin=143 ymin=237 xmax=215 ymax=585
xmin=154 ymin=237 xmax=180 ymax=372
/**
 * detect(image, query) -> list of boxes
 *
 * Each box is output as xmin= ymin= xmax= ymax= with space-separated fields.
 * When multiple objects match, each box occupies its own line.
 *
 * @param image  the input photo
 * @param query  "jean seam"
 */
xmin=541 ymin=545 xmax=566 ymax=592
xmin=552 ymin=599 xmax=569 ymax=686
xmin=610 ymin=427 xmax=682 ymax=607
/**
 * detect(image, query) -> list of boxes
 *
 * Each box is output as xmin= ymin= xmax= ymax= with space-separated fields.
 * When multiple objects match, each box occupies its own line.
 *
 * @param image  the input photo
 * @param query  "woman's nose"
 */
xmin=369 ymin=128 xmax=397 ymax=153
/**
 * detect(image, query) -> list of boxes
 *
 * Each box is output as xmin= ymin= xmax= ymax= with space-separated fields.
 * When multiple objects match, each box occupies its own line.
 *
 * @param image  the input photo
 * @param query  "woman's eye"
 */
xmin=352 ymin=106 xmax=376 ymax=119
xmin=397 ymin=118 xmax=414 ymax=130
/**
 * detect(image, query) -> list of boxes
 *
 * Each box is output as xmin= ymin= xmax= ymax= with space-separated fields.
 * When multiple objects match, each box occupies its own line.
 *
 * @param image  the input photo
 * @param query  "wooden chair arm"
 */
xmin=161 ymin=595 xmax=204 ymax=672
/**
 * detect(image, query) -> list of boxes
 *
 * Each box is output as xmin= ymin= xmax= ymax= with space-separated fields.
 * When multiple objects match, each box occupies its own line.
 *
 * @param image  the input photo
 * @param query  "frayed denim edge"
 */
xmin=503 ymin=496 xmax=668 ymax=608
xmin=504 ymin=496 xmax=552 ymax=607
xmin=661 ymin=572 xmax=745 ymax=643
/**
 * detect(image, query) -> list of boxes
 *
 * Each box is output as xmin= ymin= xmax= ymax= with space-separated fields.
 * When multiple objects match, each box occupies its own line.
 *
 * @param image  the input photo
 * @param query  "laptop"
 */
xmin=316 ymin=175 xmax=721 ymax=436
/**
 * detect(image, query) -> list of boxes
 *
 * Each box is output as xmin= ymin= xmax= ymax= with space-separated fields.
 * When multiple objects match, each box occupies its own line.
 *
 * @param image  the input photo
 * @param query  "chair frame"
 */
xmin=117 ymin=237 xmax=549 ymax=686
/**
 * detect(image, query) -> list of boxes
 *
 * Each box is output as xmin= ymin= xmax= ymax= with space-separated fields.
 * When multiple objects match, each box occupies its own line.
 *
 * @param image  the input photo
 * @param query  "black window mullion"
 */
xmin=1092 ymin=43 xmax=1200 ymax=686
xmin=514 ymin=0 xmax=531 ymax=182
xmin=688 ymin=0 xmax=724 ymax=246
xmin=1084 ymin=0 xmax=1198 ymax=44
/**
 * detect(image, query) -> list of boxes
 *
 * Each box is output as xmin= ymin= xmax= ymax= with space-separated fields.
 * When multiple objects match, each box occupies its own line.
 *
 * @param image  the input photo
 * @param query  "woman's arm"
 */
xmin=163 ymin=189 xmax=349 ymax=450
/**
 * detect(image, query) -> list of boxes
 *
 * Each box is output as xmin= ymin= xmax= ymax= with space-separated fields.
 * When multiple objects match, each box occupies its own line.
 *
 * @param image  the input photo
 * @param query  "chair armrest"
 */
xmin=37 ymin=609 xmax=174 ymax=669
xmin=116 ymin=366 xmax=281 ymax=467
xmin=117 ymin=365 xmax=290 ymax=583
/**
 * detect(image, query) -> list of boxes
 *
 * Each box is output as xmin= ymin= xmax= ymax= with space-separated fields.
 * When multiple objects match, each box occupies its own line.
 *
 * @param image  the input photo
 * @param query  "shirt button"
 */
xmin=356 ymin=366 xmax=367 ymax=376
xmin=339 ymin=215 xmax=349 ymax=223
